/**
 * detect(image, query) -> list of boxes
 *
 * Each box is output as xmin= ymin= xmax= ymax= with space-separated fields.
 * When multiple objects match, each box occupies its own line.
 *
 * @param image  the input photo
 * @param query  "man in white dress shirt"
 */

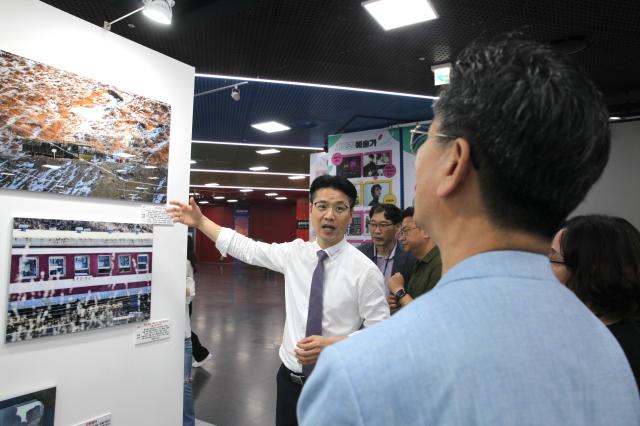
xmin=168 ymin=174 xmax=389 ymax=426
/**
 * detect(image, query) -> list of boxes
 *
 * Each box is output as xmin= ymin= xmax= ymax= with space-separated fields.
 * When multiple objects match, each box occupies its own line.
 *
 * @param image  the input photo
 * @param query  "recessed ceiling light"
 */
xmin=189 ymin=192 xmax=195 ymax=195
xmin=190 ymin=160 xmax=197 ymax=164
xmin=362 ymin=0 xmax=438 ymax=31
xmin=135 ymin=186 xmax=147 ymax=190
xmin=144 ymin=165 xmax=157 ymax=169
xmin=256 ymin=148 xmax=281 ymax=155
xmin=116 ymin=169 xmax=127 ymax=173
xmin=287 ymin=175 xmax=306 ymax=180
xmin=610 ymin=116 xmax=622 ymax=121
xmin=265 ymin=193 xmax=278 ymax=196
xmin=249 ymin=166 xmax=269 ymax=171
xmin=43 ymin=165 xmax=61 ymax=170
xmin=275 ymin=196 xmax=287 ymax=200
xmin=240 ymin=189 xmax=253 ymax=192
xmin=214 ymin=196 xmax=225 ymax=199
xmin=199 ymin=201 xmax=209 ymax=204
xmin=251 ymin=121 xmax=291 ymax=133
xmin=148 ymin=176 xmax=159 ymax=180
xmin=227 ymin=199 xmax=238 ymax=203
xmin=205 ymin=182 xmax=219 ymax=186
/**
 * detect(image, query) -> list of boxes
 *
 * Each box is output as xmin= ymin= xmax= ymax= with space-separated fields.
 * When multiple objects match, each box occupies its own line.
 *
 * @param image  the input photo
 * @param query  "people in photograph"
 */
xmin=298 ymin=38 xmax=640 ymax=424
xmin=168 ymin=175 xmax=389 ymax=426
xmin=363 ymin=154 xmax=378 ymax=177
xmin=368 ymin=184 xmax=382 ymax=208
xmin=358 ymin=204 xmax=415 ymax=296
xmin=550 ymin=215 xmax=640 ymax=393
xmin=387 ymin=207 xmax=441 ymax=312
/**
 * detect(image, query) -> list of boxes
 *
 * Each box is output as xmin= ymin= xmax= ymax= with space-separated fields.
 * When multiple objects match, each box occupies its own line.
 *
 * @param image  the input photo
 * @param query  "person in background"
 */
xmin=187 ymin=236 xmax=212 ymax=368
xmin=168 ymin=175 xmax=389 ymax=426
xmin=550 ymin=215 xmax=640 ymax=392
xmin=358 ymin=204 xmax=415 ymax=296
xmin=387 ymin=207 xmax=441 ymax=311
xmin=298 ymin=37 xmax=640 ymax=425
xmin=183 ymin=236 xmax=197 ymax=426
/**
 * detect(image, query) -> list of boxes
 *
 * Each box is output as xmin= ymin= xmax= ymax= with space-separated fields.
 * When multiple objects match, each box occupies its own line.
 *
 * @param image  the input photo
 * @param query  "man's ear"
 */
xmin=436 ymin=138 xmax=473 ymax=197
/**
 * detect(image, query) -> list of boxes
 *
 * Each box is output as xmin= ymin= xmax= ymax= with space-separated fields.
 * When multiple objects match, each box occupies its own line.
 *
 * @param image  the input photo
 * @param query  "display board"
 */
xmin=0 ymin=49 xmax=171 ymax=203
xmin=6 ymin=218 xmax=153 ymax=343
xmin=327 ymin=128 xmax=402 ymax=244
xmin=0 ymin=1 xmax=194 ymax=424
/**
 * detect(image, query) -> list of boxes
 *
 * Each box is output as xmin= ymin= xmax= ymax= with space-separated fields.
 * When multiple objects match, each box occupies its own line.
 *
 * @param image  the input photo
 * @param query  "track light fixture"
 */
xmin=103 ymin=0 xmax=175 ymax=31
xmin=194 ymin=81 xmax=249 ymax=100
xmin=231 ymin=86 xmax=241 ymax=101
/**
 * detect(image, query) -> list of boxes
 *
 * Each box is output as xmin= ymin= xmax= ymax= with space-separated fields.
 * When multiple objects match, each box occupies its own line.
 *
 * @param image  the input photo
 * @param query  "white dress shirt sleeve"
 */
xmin=357 ymin=266 xmax=390 ymax=328
xmin=215 ymin=227 xmax=294 ymax=274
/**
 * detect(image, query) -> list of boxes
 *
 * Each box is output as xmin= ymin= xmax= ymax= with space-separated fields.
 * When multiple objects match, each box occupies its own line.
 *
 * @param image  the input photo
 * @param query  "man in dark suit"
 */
xmin=358 ymin=204 xmax=416 ymax=293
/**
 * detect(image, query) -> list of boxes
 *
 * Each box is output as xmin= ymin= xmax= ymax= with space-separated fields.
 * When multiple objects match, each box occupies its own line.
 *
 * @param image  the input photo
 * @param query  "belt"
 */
xmin=283 ymin=365 xmax=307 ymax=386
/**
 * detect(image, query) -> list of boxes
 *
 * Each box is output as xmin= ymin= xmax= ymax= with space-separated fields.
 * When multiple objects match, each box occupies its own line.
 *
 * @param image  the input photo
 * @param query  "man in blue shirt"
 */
xmin=298 ymin=38 xmax=640 ymax=425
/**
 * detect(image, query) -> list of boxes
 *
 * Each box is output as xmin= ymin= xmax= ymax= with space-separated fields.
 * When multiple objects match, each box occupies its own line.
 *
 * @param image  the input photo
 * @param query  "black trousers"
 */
xmin=276 ymin=364 xmax=304 ymax=426
xmin=188 ymin=302 xmax=210 ymax=362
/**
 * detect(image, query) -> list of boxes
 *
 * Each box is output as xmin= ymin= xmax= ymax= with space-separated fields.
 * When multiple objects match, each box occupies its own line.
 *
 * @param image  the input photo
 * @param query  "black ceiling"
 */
xmin=42 ymin=0 xmax=640 ymax=114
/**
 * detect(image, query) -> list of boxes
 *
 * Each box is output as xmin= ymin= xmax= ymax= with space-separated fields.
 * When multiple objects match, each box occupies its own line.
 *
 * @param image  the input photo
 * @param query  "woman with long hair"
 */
xmin=550 ymin=215 xmax=640 ymax=392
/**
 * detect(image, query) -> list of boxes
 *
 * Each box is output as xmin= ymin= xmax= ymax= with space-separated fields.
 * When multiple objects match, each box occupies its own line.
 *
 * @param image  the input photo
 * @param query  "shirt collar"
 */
xmin=437 ymin=250 xmax=555 ymax=289
xmin=374 ymin=241 xmax=397 ymax=260
xmin=313 ymin=237 xmax=348 ymax=260
xmin=419 ymin=246 xmax=440 ymax=265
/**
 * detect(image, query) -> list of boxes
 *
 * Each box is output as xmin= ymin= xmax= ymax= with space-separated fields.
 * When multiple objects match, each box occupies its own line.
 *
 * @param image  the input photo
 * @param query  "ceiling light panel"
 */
xmin=251 ymin=121 xmax=291 ymax=133
xmin=256 ymin=148 xmax=281 ymax=155
xmin=362 ymin=0 xmax=438 ymax=31
xmin=249 ymin=166 xmax=269 ymax=171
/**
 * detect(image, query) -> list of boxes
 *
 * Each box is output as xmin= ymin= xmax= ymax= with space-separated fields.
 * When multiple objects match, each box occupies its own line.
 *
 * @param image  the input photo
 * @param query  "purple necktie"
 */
xmin=302 ymin=250 xmax=329 ymax=377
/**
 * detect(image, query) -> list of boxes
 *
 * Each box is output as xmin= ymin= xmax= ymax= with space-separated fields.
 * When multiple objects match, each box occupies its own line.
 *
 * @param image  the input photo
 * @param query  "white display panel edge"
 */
xmin=0 ymin=1 xmax=195 ymax=425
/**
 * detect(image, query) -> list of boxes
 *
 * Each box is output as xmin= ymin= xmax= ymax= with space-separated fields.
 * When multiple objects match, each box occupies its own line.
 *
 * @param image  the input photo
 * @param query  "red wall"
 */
xmin=196 ymin=202 xmax=299 ymax=262
xmin=295 ymin=197 xmax=310 ymax=241
xmin=249 ymin=201 xmax=297 ymax=243
xmin=196 ymin=206 xmax=234 ymax=262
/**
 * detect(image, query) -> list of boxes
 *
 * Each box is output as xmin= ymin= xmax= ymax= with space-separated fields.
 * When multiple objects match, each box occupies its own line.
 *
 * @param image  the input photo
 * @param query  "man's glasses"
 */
xmin=410 ymin=124 xmax=456 ymax=154
xmin=313 ymin=201 xmax=350 ymax=215
xmin=369 ymin=222 xmax=394 ymax=230
xmin=399 ymin=226 xmax=418 ymax=237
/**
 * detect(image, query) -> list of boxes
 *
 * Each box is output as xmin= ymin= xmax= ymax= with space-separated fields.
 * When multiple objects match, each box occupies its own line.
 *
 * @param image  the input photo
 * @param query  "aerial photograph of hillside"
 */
xmin=0 ymin=49 xmax=171 ymax=203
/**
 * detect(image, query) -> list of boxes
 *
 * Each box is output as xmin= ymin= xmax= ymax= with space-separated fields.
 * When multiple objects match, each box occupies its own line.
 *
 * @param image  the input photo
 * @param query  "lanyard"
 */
xmin=373 ymin=242 xmax=396 ymax=277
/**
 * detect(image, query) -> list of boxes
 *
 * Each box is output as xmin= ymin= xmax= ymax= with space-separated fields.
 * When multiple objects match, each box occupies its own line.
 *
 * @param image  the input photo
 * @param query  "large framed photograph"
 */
xmin=0 ymin=49 xmax=171 ymax=203
xmin=0 ymin=387 xmax=56 ymax=426
xmin=6 ymin=218 xmax=153 ymax=343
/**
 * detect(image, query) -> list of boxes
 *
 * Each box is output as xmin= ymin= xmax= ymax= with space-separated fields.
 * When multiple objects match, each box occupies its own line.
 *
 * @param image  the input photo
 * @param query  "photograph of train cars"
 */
xmin=0 ymin=49 xmax=171 ymax=203
xmin=5 ymin=217 xmax=154 ymax=343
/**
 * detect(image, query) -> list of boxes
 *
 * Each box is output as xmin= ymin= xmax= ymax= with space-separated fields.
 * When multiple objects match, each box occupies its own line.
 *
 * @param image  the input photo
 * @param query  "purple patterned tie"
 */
xmin=302 ymin=250 xmax=329 ymax=377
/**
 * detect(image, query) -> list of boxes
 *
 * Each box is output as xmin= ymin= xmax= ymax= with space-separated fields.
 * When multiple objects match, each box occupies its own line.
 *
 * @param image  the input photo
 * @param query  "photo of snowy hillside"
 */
xmin=0 ymin=49 xmax=171 ymax=203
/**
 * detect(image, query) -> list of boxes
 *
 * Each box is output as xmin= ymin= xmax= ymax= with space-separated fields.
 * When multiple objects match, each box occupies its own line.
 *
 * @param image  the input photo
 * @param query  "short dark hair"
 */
xmin=434 ymin=36 xmax=611 ymax=238
xmin=370 ymin=184 xmax=382 ymax=196
xmin=309 ymin=174 xmax=357 ymax=208
xmin=561 ymin=215 xmax=640 ymax=320
xmin=369 ymin=203 xmax=402 ymax=224
xmin=402 ymin=207 xmax=415 ymax=220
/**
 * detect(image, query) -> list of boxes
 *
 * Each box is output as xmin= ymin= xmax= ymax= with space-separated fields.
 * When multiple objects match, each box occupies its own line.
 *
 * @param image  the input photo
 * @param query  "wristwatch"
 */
xmin=394 ymin=288 xmax=407 ymax=300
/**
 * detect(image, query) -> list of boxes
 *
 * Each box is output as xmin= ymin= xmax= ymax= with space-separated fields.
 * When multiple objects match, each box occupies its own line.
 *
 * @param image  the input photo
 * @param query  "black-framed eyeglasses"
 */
xmin=409 ymin=124 xmax=456 ymax=154
xmin=369 ymin=222 xmax=394 ymax=230
xmin=312 ymin=201 xmax=350 ymax=215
